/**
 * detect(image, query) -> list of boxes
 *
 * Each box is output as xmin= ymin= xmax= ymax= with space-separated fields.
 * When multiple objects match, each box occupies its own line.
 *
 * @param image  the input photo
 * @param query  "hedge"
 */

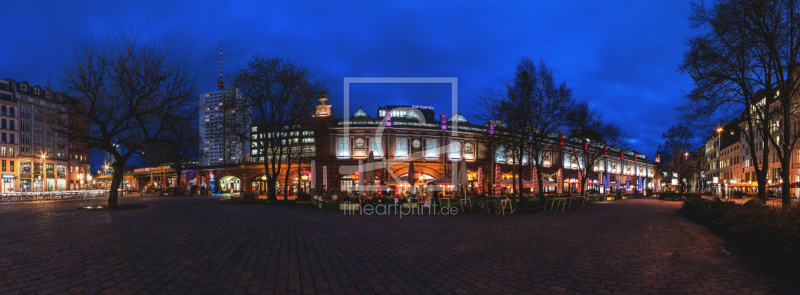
xmin=681 ymin=198 xmax=800 ymax=268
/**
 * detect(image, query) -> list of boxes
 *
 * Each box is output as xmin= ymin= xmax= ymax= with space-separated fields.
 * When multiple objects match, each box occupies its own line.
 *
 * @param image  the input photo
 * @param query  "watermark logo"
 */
xmin=338 ymin=77 xmax=461 ymax=194
xmin=342 ymin=201 xmax=459 ymax=217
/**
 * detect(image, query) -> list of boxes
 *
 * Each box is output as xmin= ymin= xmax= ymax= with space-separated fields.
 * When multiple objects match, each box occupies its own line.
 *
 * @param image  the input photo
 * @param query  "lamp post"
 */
xmin=41 ymin=153 xmax=47 ymax=192
xmin=684 ymin=152 xmax=690 ymax=192
xmin=716 ymin=127 xmax=723 ymax=198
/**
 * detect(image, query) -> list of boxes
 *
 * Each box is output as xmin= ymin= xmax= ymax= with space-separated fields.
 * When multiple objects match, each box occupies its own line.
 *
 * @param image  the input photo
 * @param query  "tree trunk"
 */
xmin=283 ymin=163 xmax=292 ymax=201
xmin=536 ymin=164 xmax=545 ymax=205
xmin=580 ymin=162 xmax=587 ymax=196
xmin=296 ymin=156 xmax=303 ymax=196
xmin=267 ymin=176 xmax=277 ymax=201
xmin=517 ymin=148 xmax=524 ymax=202
xmin=174 ymin=167 xmax=183 ymax=196
xmin=107 ymin=163 xmax=124 ymax=209
xmin=781 ymin=157 xmax=791 ymax=207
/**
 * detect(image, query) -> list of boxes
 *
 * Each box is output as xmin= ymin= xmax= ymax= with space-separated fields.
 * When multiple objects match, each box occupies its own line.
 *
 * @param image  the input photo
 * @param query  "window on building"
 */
xmin=369 ymin=136 xmax=382 ymax=158
xmin=426 ymin=139 xmax=439 ymax=159
xmin=337 ymin=137 xmax=350 ymax=158
xmin=449 ymin=140 xmax=461 ymax=160
xmin=9 ymin=161 xmax=13 ymax=172
xmin=495 ymin=145 xmax=505 ymax=163
xmin=395 ymin=137 xmax=408 ymax=158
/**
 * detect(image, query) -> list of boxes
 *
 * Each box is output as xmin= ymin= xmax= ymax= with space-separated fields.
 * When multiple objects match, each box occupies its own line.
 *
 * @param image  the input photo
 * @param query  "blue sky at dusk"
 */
xmin=1 ymin=0 xmax=694 ymax=167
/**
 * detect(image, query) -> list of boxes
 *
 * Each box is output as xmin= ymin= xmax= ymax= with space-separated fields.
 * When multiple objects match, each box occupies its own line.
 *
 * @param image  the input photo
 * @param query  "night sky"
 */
xmin=1 ymin=0 xmax=694 ymax=168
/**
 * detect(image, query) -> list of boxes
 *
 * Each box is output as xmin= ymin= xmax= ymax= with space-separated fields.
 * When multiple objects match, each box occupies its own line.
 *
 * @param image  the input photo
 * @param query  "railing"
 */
xmin=0 ymin=190 xmax=110 ymax=202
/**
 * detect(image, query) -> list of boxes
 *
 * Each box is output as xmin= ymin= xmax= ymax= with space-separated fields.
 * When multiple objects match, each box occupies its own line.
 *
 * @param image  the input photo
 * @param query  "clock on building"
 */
xmin=412 ymin=139 xmax=421 ymax=149
xmin=464 ymin=143 xmax=473 ymax=151
xmin=355 ymin=138 xmax=365 ymax=148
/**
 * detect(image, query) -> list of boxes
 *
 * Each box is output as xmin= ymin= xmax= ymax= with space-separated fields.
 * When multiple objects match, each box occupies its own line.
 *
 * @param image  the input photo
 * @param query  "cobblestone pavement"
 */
xmin=1 ymin=197 xmax=798 ymax=294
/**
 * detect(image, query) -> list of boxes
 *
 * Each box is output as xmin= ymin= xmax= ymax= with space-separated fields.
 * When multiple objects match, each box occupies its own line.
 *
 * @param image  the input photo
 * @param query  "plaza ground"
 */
xmin=1 ymin=196 xmax=798 ymax=294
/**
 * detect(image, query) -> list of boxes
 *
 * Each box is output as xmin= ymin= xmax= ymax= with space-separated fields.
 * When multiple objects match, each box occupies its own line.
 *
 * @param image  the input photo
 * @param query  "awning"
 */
xmin=385 ymin=176 xmax=409 ymax=186
xmin=767 ymin=182 xmax=800 ymax=188
xmin=427 ymin=178 xmax=453 ymax=185
xmin=728 ymin=182 xmax=757 ymax=188
xmin=498 ymin=177 xmax=557 ymax=187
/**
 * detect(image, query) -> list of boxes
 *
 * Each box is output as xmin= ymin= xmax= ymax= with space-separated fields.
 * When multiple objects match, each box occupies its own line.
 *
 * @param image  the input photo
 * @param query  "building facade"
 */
xmin=177 ymin=94 xmax=660 ymax=196
xmin=199 ymin=85 xmax=250 ymax=166
xmin=0 ymin=79 xmax=19 ymax=192
xmin=1 ymin=78 xmax=86 ymax=192
xmin=703 ymin=89 xmax=800 ymax=197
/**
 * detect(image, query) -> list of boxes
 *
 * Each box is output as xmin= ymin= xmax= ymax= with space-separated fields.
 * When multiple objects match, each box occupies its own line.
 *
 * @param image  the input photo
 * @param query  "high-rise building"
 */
xmin=199 ymin=39 xmax=250 ymax=166
xmin=199 ymin=86 xmax=250 ymax=166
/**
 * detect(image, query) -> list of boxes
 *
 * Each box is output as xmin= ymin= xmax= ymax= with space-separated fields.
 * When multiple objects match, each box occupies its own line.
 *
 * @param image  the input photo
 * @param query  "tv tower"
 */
xmin=217 ymin=38 xmax=224 ymax=89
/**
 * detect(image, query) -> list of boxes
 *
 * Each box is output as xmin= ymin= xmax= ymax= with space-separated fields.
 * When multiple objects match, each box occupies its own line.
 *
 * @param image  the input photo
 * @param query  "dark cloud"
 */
xmin=0 ymin=0 xmax=694 ymax=167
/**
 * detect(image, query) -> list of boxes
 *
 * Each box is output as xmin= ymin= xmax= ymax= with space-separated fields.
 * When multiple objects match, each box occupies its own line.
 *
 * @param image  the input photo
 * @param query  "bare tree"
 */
xmin=226 ymin=56 xmax=324 ymax=201
xmin=743 ymin=0 xmax=800 ymax=206
xmin=565 ymin=101 xmax=632 ymax=196
xmin=475 ymin=57 xmax=574 ymax=202
xmin=656 ymin=124 xmax=699 ymax=194
xmin=678 ymin=0 xmax=789 ymax=202
xmin=143 ymin=119 xmax=200 ymax=195
xmin=50 ymin=26 xmax=200 ymax=208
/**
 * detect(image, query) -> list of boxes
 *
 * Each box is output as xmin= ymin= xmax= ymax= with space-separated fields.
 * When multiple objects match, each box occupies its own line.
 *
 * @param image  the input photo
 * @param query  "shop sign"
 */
xmin=1 ymin=174 xmax=14 ymax=179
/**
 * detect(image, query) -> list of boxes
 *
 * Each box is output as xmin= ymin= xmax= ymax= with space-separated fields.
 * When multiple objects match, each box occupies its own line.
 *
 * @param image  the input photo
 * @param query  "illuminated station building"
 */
xmin=173 ymin=93 xmax=660 ymax=196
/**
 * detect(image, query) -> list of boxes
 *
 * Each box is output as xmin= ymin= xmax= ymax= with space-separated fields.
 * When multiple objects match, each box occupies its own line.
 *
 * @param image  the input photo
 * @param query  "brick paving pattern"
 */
xmin=0 ymin=196 xmax=798 ymax=294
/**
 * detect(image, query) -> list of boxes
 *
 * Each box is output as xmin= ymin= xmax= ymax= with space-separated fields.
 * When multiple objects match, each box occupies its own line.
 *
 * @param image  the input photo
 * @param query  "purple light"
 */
xmin=488 ymin=121 xmax=494 ymax=134
xmin=440 ymin=114 xmax=447 ymax=129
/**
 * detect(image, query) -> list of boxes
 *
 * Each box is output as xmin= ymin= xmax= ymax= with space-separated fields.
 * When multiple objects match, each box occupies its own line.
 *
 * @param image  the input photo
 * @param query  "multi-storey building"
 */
xmin=701 ymin=89 xmax=800 ymax=198
xmin=199 ymin=85 xmax=250 ymax=166
xmin=66 ymin=100 xmax=91 ymax=190
xmin=0 ymin=79 xmax=19 ymax=192
xmin=4 ymin=79 xmax=72 ymax=191
xmin=179 ymin=94 xmax=660 ymax=196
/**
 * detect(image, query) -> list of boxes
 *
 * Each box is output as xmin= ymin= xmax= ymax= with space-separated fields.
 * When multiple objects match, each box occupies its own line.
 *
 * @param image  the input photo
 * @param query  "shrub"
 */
xmin=683 ymin=193 xmax=701 ymax=200
xmin=297 ymin=193 xmax=311 ymax=203
xmin=742 ymin=198 xmax=766 ymax=208
xmin=681 ymin=198 xmax=800 ymax=268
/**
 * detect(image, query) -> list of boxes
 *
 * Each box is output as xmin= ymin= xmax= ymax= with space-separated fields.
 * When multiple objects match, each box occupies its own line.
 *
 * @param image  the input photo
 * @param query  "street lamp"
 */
xmin=41 ymin=153 xmax=47 ymax=192
xmin=684 ymin=152 xmax=690 ymax=192
xmin=716 ymin=127 xmax=724 ymax=199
